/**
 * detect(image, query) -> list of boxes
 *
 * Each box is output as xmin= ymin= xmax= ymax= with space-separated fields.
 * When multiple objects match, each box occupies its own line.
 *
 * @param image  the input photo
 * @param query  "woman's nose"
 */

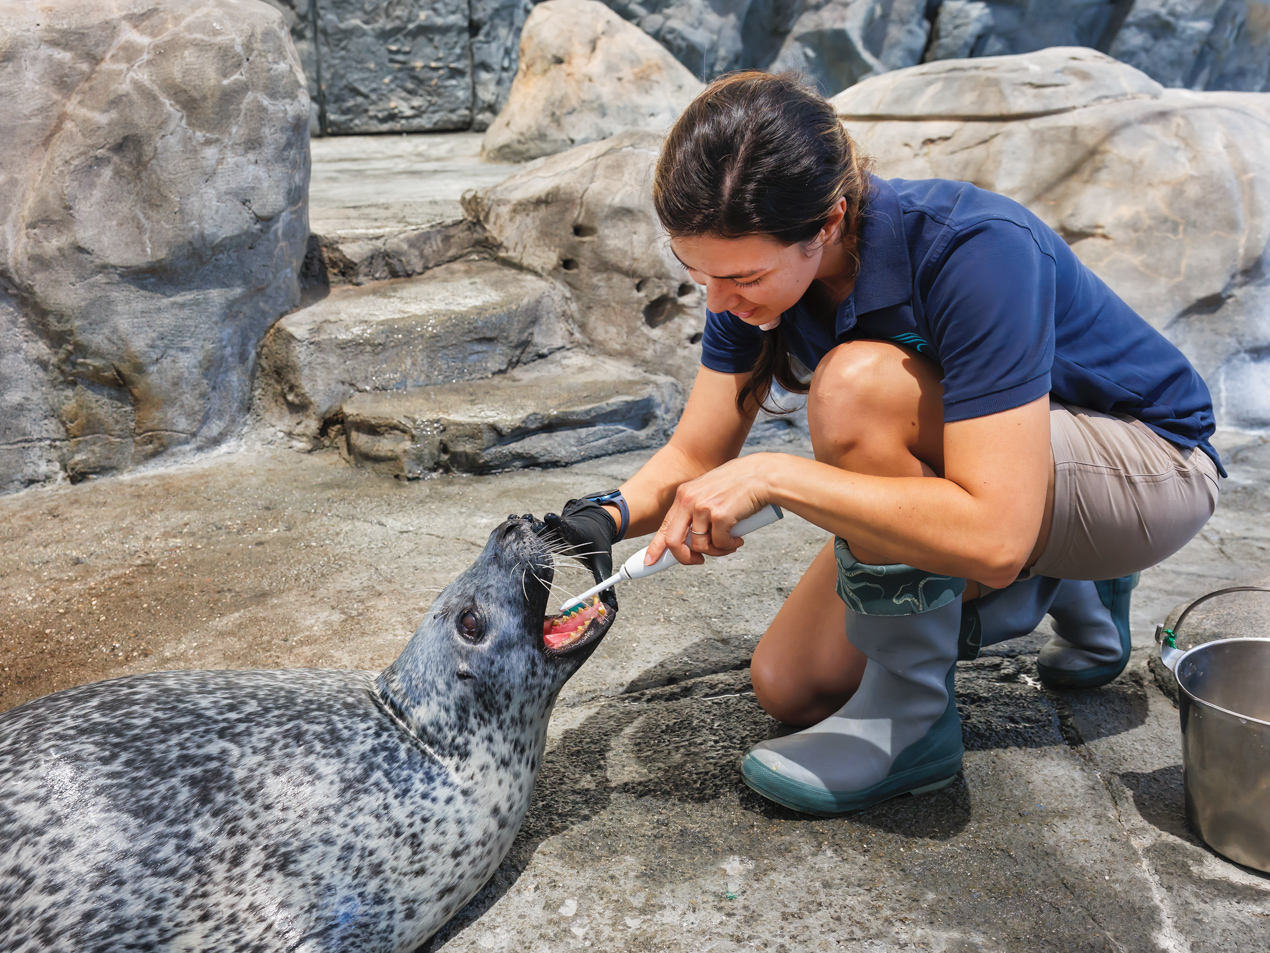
xmin=704 ymin=279 xmax=739 ymax=314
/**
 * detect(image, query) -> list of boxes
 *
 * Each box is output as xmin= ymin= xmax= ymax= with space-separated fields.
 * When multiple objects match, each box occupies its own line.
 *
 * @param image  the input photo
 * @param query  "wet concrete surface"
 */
xmin=2 ymin=426 xmax=1268 ymax=951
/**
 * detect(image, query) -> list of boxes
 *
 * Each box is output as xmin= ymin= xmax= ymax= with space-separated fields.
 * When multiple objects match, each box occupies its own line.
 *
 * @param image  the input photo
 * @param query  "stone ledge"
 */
xmin=340 ymin=351 xmax=684 ymax=476
xmin=257 ymin=259 xmax=575 ymax=444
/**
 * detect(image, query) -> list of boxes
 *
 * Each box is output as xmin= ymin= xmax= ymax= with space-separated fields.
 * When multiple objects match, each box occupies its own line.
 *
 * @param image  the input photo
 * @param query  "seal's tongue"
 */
xmin=543 ymin=595 xmax=607 ymax=651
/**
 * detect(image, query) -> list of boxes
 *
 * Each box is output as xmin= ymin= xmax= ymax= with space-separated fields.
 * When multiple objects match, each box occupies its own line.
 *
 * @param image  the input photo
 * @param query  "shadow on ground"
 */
xmin=1120 ymin=764 xmax=1193 ymax=843
xmin=422 ymin=631 xmax=1150 ymax=951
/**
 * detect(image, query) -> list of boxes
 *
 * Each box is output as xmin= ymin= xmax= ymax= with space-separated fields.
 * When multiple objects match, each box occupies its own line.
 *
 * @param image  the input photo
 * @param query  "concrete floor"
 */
xmin=2 ymin=423 xmax=1268 ymax=952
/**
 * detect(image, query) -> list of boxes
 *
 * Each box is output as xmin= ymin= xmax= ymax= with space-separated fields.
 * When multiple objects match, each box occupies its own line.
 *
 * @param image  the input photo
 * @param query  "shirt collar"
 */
xmin=834 ymin=175 xmax=915 ymax=336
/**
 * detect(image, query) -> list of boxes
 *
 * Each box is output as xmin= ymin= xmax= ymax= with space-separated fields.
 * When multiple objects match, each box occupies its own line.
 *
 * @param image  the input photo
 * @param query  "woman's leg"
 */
xmin=750 ymin=341 xmax=951 ymax=726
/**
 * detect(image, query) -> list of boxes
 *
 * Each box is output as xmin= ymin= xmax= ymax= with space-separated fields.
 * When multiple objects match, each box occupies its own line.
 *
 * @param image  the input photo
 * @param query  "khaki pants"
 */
xmin=1028 ymin=401 xmax=1221 ymax=581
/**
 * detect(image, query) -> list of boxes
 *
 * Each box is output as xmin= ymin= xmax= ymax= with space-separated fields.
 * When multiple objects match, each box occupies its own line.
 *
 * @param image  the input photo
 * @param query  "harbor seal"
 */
xmin=0 ymin=516 xmax=616 ymax=952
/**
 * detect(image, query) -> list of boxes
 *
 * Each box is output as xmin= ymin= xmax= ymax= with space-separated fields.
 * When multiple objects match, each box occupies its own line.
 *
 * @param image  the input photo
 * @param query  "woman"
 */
xmin=544 ymin=71 xmax=1223 ymax=816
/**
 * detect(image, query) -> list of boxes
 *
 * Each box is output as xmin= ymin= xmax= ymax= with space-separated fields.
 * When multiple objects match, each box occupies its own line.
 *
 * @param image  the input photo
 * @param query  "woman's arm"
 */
xmin=601 ymin=366 xmax=756 ymax=539
xmin=650 ymin=395 xmax=1051 ymax=589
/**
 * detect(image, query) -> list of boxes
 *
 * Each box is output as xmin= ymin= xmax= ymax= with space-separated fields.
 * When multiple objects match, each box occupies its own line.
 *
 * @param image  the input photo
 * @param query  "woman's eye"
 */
xmin=735 ymin=276 xmax=763 ymax=288
xmin=458 ymin=610 xmax=483 ymax=642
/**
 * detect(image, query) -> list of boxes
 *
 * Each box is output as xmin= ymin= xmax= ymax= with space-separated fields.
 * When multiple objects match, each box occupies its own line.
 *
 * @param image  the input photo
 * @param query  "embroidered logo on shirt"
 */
xmin=889 ymin=332 xmax=931 ymax=355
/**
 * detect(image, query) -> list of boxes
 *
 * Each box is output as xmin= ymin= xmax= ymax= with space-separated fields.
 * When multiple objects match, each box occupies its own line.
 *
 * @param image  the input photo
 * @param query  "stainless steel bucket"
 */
xmin=1156 ymin=586 xmax=1270 ymax=873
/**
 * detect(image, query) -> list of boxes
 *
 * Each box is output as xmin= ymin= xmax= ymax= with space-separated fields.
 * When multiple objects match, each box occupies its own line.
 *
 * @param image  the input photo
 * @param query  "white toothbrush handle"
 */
xmin=730 ymin=503 xmax=784 ymax=537
xmin=619 ymin=504 xmax=784 ymax=581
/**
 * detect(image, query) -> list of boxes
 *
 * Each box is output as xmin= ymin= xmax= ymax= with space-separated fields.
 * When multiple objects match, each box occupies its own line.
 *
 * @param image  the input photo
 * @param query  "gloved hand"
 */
xmin=543 ymin=497 xmax=619 ymax=584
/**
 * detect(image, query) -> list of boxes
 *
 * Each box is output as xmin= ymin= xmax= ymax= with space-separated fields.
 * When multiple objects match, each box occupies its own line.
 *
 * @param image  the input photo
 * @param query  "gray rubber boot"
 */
xmin=959 ymin=576 xmax=1064 ymax=659
xmin=1036 ymin=575 xmax=1137 ymax=689
xmin=741 ymin=541 xmax=965 ymax=816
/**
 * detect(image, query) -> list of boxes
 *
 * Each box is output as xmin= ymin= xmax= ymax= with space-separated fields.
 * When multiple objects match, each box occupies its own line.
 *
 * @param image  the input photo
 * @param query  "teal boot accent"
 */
xmin=1036 ymin=574 xmax=1138 ymax=689
xmin=741 ymin=542 xmax=965 ymax=816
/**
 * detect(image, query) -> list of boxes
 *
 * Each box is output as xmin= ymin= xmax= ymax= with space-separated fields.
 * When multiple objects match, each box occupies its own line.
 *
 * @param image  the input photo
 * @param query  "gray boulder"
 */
xmin=771 ymin=0 xmax=931 ymax=95
xmin=920 ymin=1 xmax=1270 ymax=93
xmin=834 ymin=47 xmax=1270 ymax=429
xmin=471 ymin=0 xmax=536 ymax=130
xmin=482 ymin=0 xmax=702 ymax=162
xmin=0 ymin=0 xmax=310 ymax=494
xmin=838 ymin=43 xmax=1164 ymax=115
xmin=1110 ymin=0 xmax=1270 ymax=92
xmin=595 ymin=0 xmax=742 ymax=79
xmin=466 ymin=129 xmax=707 ymax=389
xmin=925 ymin=0 xmax=995 ymax=60
xmin=937 ymin=0 xmax=1129 ymax=59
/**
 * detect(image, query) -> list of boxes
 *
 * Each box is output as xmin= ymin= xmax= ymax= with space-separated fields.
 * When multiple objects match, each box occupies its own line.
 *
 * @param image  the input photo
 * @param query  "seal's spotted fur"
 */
xmin=0 ymin=518 xmax=613 ymax=951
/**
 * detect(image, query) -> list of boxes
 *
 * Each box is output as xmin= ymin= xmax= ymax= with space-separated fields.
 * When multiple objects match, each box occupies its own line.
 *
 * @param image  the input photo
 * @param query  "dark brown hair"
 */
xmin=653 ymin=71 xmax=871 ymax=415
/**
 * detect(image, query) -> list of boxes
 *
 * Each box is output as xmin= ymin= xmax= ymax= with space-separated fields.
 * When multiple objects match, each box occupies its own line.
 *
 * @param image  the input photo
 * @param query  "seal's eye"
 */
xmin=457 ymin=609 xmax=483 ymax=642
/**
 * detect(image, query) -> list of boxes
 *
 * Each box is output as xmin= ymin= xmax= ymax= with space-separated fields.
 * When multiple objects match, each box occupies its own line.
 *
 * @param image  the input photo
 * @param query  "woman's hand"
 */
xmin=644 ymin=453 xmax=780 ymax=567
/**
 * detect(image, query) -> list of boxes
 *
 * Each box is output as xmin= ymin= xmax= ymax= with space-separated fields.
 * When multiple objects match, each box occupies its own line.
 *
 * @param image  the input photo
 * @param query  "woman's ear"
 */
xmin=822 ymin=196 xmax=849 ymax=245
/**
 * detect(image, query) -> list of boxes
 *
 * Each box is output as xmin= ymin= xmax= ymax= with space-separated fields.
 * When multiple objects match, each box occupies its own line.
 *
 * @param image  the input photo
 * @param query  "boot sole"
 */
xmin=1036 ymin=653 xmax=1129 ymax=690
xmin=741 ymin=750 xmax=963 ymax=817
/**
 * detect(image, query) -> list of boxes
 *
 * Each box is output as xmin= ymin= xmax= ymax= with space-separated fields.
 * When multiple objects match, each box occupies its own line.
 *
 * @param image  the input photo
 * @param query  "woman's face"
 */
xmin=670 ymin=195 xmax=851 ymax=328
xmin=670 ymin=233 xmax=822 ymax=329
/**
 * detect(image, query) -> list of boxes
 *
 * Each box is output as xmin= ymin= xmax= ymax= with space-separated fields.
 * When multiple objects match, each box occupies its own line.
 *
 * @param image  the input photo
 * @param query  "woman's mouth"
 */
xmin=730 ymin=308 xmax=757 ymax=319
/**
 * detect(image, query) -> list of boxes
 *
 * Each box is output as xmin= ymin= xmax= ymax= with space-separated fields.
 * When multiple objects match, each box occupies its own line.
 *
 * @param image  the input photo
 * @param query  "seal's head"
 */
xmin=376 ymin=516 xmax=617 ymax=749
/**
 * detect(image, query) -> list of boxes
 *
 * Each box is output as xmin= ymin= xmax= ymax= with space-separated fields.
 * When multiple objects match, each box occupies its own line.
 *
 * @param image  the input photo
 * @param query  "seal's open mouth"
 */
xmin=522 ymin=515 xmax=617 ymax=658
xmin=542 ymin=595 xmax=610 ymax=654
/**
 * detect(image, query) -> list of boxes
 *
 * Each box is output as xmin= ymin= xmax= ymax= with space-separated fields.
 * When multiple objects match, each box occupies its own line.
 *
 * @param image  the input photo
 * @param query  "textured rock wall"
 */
xmin=265 ymin=0 xmax=531 ymax=133
xmin=0 ymin=0 xmax=310 ymax=493
xmin=270 ymin=1 xmax=1270 ymax=133
xmin=590 ymin=0 xmax=1269 ymax=95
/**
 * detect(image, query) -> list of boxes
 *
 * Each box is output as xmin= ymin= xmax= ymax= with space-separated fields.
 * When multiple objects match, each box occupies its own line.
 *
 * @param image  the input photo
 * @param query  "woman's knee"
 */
xmin=750 ymin=623 xmax=866 ymax=726
xmin=807 ymin=341 xmax=943 ymax=472
xmin=750 ymin=646 xmax=821 ymax=725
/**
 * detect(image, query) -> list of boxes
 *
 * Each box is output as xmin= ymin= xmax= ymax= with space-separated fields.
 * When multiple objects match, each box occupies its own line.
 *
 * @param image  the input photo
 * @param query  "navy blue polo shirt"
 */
xmin=701 ymin=175 xmax=1225 ymax=475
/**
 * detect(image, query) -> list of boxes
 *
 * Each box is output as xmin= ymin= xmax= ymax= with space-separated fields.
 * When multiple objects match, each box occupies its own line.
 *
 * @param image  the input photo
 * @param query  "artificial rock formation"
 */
xmin=341 ymin=350 xmax=684 ymax=477
xmin=256 ymin=260 xmax=574 ymax=445
xmin=770 ymin=0 xmax=933 ymax=95
xmin=482 ymin=0 xmax=703 ymax=162
xmin=599 ymin=0 xmax=1270 ymax=96
xmin=467 ymin=130 xmax=706 ymax=388
xmin=835 ymin=47 xmax=1270 ymax=428
xmin=0 ymin=0 xmax=310 ymax=493
xmin=264 ymin=0 xmax=529 ymax=133
xmin=261 ymin=1 xmax=1270 ymax=134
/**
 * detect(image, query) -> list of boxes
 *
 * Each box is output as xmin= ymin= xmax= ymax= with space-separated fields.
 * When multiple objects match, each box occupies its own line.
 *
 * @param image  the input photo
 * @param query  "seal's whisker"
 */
xmin=541 ymin=539 xmax=604 ymax=557
xmin=530 ymin=570 xmax=567 ymax=593
xmin=529 ymin=570 xmax=575 ymax=601
xmin=552 ymin=543 xmax=606 ymax=557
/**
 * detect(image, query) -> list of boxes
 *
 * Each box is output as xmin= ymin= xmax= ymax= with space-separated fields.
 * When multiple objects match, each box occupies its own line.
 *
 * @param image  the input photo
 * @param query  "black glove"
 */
xmin=543 ymin=497 xmax=619 ymax=584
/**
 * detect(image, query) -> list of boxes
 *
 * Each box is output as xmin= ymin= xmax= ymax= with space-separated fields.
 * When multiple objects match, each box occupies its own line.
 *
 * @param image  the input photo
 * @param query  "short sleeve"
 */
xmin=923 ymin=220 xmax=1056 ymax=422
xmin=700 ymin=309 xmax=764 ymax=373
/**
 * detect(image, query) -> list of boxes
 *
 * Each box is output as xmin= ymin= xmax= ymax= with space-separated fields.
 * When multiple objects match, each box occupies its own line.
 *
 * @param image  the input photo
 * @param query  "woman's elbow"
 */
xmin=969 ymin=539 xmax=1032 ymax=590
